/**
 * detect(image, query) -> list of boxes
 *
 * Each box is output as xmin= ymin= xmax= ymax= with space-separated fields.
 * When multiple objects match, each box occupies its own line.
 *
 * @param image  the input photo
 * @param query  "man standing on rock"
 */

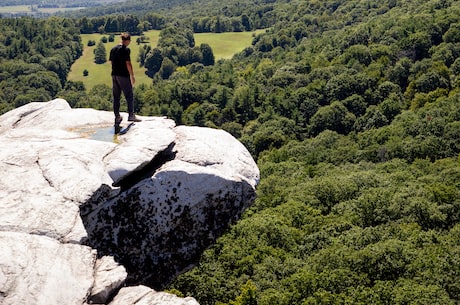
xmin=109 ymin=32 xmax=141 ymax=125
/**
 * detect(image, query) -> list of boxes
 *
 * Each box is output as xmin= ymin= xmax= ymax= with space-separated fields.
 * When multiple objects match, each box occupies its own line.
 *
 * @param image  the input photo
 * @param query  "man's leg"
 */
xmin=117 ymin=76 xmax=134 ymax=114
xmin=112 ymin=76 xmax=122 ymax=117
xmin=119 ymin=76 xmax=141 ymax=121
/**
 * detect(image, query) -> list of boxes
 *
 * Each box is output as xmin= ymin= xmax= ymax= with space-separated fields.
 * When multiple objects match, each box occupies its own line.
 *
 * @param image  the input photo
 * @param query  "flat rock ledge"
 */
xmin=0 ymin=99 xmax=259 ymax=305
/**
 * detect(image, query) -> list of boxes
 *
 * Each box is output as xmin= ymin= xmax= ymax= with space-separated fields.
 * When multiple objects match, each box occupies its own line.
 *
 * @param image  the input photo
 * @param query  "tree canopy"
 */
xmin=0 ymin=17 xmax=82 ymax=112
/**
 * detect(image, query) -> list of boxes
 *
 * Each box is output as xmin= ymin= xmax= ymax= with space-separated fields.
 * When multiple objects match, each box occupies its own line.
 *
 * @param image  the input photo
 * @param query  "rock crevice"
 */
xmin=112 ymin=142 xmax=177 ymax=191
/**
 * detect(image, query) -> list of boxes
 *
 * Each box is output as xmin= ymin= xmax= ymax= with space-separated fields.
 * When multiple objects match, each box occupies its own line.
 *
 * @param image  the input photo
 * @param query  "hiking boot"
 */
xmin=128 ymin=114 xmax=141 ymax=122
xmin=115 ymin=115 xmax=123 ymax=125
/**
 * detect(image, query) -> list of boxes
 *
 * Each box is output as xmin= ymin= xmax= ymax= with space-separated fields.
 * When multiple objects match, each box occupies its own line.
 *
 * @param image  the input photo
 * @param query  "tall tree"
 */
xmin=200 ymin=43 xmax=215 ymax=66
xmin=94 ymin=41 xmax=106 ymax=64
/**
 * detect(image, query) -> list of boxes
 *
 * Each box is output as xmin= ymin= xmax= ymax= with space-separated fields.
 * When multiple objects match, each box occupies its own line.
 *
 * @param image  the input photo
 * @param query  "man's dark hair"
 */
xmin=121 ymin=33 xmax=131 ymax=41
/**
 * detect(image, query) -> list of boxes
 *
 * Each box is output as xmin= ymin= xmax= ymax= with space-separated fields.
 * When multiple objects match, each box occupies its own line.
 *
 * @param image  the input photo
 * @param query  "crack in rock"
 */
xmin=12 ymin=109 xmax=40 ymax=128
xmin=112 ymin=142 xmax=177 ymax=192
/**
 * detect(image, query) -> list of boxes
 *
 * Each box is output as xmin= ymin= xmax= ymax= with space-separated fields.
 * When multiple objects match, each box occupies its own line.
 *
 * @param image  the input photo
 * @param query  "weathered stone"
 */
xmin=108 ymin=286 xmax=199 ymax=305
xmin=89 ymin=256 xmax=128 ymax=304
xmin=0 ymin=231 xmax=95 ymax=305
xmin=0 ymin=99 xmax=259 ymax=304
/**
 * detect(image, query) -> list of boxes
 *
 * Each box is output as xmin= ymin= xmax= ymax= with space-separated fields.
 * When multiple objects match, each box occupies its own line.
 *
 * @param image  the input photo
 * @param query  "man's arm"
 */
xmin=126 ymin=61 xmax=135 ymax=85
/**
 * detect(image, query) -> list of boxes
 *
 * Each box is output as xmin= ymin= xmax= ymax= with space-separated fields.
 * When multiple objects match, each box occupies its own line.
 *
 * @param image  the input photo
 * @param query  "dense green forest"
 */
xmin=61 ymin=0 xmax=279 ymax=32
xmin=0 ymin=17 xmax=82 ymax=112
xmin=1 ymin=0 xmax=460 ymax=304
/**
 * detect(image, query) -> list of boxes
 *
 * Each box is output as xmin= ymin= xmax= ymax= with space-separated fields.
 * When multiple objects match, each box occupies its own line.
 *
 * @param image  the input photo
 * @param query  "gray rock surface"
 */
xmin=0 ymin=99 xmax=259 ymax=305
xmin=0 ymin=231 xmax=95 ymax=305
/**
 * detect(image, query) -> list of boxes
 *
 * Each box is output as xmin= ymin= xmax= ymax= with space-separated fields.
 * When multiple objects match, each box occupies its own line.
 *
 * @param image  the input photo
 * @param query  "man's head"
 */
xmin=121 ymin=32 xmax=131 ymax=45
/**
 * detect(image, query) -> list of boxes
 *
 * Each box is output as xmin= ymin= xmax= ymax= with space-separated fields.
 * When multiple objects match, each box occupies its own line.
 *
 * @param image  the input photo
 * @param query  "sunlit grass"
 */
xmin=0 ymin=5 xmax=84 ymax=14
xmin=194 ymin=30 xmax=265 ymax=59
xmin=0 ymin=5 xmax=31 ymax=13
xmin=68 ymin=32 xmax=160 ymax=90
xmin=68 ymin=30 xmax=265 ymax=91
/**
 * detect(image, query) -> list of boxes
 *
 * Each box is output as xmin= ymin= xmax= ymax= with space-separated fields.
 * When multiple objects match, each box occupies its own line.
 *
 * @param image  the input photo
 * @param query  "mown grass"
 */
xmin=0 ymin=5 xmax=83 ymax=14
xmin=68 ymin=32 xmax=160 ymax=90
xmin=68 ymin=30 xmax=265 ymax=90
xmin=194 ymin=30 xmax=265 ymax=59
xmin=0 ymin=5 xmax=31 ymax=13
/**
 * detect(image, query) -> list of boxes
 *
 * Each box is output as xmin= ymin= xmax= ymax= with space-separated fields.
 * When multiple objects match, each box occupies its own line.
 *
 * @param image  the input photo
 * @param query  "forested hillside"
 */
xmin=62 ymin=0 xmax=281 ymax=31
xmin=161 ymin=0 xmax=459 ymax=304
xmin=0 ymin=17 xmax=82 ymax=113
xmin=1 ymin=0 xmax=459 ymax=304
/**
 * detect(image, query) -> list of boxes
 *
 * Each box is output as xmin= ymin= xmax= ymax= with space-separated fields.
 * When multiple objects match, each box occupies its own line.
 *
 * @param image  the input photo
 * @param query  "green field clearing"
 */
xmin=0 ymin=5 xmax=32 ymax=13
xmin=68 ymin=30 xmax=265 ymax=90
xmin=39 ymin=7 xmax=85 ymax=13
xmin=194 ymin=31 xmax=264 ymax=59
xmin=0 ymin=5 xmax=84 ymax=14
xmin=68 ymin=31 xmax=161 ymax=90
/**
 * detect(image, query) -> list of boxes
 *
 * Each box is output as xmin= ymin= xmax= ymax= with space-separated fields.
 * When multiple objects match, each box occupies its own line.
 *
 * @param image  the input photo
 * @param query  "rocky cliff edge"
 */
xmin=0 ymin=99 xmax=259 ymax=305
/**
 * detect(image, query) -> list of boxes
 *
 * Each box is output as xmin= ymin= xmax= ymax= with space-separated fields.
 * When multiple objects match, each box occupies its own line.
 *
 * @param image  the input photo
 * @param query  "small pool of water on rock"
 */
xmin=92 ymin=126 xmax=120 ymax=143
xmin=72 ymin=125 xmax=120 ymax=144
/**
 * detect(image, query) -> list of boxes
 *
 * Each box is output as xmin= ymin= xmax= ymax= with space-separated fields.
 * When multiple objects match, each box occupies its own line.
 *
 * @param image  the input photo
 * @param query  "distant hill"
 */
xmin=60 ymin=0 xmax=284 ymax=24
xmin=0 ymin=0 xmax=127 ymax=17
xmin=59 ymin=0 xmax=203 ymax=18
xmin=1 ymin=0 xmax=125 ymax=6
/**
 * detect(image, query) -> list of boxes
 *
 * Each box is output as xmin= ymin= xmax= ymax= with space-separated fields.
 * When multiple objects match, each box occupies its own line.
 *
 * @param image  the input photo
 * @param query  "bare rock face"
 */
xmin=0 ymin=99 xmax=259 ymax=305
xmin=0 ymin=231 xmax=95 ymax=305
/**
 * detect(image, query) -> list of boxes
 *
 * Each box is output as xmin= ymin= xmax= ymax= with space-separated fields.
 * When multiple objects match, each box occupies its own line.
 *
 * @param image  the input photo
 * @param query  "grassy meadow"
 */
xmin=0 ymin=5 xmax=31 ymax=14
xmin=0 ymin=5 xmax=84 ymax=15
xmin=68 ymin=31 xmax=161 ymax=90
xmin=68 ymin=30 xmax=265 ymax=90
xmin=194 ymin=31 xmax=265 ymax=59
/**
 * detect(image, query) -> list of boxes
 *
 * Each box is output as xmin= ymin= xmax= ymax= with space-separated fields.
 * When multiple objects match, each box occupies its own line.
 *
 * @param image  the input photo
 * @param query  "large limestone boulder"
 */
xmin=0 ymin=99 xmax=259 ymax=305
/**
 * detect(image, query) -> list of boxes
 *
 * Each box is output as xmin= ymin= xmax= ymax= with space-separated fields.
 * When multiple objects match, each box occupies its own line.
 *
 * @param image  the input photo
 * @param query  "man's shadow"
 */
xmin=114 ymin=122 xmax=135 ymax=135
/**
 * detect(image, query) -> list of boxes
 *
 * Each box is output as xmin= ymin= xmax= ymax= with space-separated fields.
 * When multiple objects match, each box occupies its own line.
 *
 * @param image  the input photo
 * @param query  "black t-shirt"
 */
xmin=109 ymin=44 xmax=131 ymax=77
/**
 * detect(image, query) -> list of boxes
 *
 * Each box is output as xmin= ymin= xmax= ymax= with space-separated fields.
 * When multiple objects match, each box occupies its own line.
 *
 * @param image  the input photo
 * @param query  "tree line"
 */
xmin=62 ymin=0 xmax=279 ymax=33
xmin=141 ymin=24 xmax=215 ymax=79
xmin=74 ymin=12 xmax=266 ymax=35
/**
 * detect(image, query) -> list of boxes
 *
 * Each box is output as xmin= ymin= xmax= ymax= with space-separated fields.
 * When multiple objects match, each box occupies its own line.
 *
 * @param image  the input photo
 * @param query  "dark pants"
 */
xmin=112 ymin=75 xmax=134 ymax=116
